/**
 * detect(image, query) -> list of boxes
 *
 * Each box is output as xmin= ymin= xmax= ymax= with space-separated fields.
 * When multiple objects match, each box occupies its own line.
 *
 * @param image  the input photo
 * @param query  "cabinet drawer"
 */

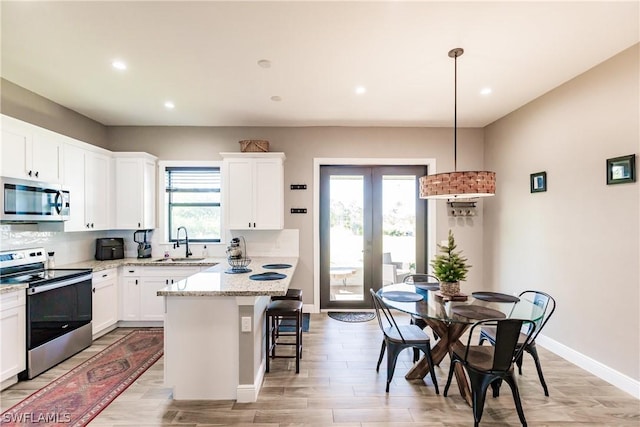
xmin=122 ymin=267 xmax=141 ymax=277
xmin=142 ymin=267 xmax=201 ymax=278
xmin=0 ymin=290 xmax=26 ymax=311
xmin=92 ymin=268 xmax=118 ymax=284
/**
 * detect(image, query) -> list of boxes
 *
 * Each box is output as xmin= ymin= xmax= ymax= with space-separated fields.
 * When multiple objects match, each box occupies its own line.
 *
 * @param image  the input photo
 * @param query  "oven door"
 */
xmin=1 ymin=177 xmax=70 ymax=222
xmin=27 ymin=276 xmax=92 ymax=350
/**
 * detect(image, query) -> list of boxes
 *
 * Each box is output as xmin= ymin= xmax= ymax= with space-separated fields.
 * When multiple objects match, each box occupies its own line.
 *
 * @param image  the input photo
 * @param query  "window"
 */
xmin=165 ymin=166 xmax=221 ymax=242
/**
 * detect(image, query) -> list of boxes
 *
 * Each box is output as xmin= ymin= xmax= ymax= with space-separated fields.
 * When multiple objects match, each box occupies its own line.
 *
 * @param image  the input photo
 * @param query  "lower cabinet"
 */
xmin=0 ymin=290 xmax=26 ymax=387
xmin=120 ymin=266 xmax=202 ymax=322
xmin=92 ymin=268 xmax=118 ymax=338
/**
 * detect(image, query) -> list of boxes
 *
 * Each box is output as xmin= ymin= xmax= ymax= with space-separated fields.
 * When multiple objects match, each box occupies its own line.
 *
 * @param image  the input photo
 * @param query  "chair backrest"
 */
xmin=519 ymin=290 xmax=556 ymax=341
xmin=465 ymin=318 xmax=536 ymax=371
xmin=369 ymin=288 xmax=406 ymax=343
xmin=403 ymin=274 xmax=439 ymax=284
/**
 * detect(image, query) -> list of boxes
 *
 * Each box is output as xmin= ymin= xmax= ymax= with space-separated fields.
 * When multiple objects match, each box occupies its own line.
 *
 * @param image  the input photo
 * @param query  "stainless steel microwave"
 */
xmin=1 ymin=177 xmax=70 ymax=222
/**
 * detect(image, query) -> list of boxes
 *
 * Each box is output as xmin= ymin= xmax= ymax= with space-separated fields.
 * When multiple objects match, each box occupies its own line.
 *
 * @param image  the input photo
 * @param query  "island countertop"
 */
xmin=157 ymin=257 xmax=298 ymax=297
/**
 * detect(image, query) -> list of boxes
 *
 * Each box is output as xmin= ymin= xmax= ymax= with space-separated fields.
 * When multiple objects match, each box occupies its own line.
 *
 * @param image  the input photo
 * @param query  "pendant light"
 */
xmin=419 ymin=48 xmax=496 ymax=199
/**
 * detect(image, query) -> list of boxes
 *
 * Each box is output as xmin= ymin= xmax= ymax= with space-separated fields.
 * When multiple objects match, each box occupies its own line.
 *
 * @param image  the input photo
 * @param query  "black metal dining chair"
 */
xmin=403 ymin=274 xmax=440 ymax=362
xmin=444 ymin=318 xmax=536 ymax=427
xmin=370 ymin=288 xmax=439 ymax=394
xmin=478 ymin=290 xmax=556 ymax=396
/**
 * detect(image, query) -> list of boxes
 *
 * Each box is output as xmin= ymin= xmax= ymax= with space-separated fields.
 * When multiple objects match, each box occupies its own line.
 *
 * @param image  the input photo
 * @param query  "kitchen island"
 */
xmin=157 ymin=257 xmax=298 ymax=402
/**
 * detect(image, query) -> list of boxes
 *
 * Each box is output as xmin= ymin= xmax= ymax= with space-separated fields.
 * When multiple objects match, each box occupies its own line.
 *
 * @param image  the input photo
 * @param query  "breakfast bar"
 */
xmin=157 ymin=257 xmax=298 ymax=402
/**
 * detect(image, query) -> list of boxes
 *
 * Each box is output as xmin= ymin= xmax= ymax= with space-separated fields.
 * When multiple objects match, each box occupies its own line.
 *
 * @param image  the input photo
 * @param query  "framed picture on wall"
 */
xmin=606 ymin=154 xmax=636 ymax=185
xmin=530 ymin=171 xmax=547 ymax=193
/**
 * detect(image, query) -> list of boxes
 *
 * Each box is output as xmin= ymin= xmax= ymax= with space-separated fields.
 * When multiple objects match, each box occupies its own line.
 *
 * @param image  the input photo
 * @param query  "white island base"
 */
xmin=160 ymin=257 xmax=298 ymax=402
xmin=164 ymin=295 xmax=270 ymax=402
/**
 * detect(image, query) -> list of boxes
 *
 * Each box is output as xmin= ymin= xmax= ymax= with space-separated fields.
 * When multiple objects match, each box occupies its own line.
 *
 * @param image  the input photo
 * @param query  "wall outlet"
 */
xmin=241 ymin=316 xmax=252 ymax=332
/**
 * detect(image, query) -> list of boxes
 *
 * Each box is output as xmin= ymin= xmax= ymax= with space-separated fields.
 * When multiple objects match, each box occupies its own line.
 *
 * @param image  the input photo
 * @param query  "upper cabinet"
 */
xmin=63 ymin=141 xmax=113 ymax=231
xmin=1 ymin=115 xmax=62 ymax=183
xmin=221 ymin=152 xmax=285 ymax=230
xmin=113 ymin=153 xmax=157 ymax=230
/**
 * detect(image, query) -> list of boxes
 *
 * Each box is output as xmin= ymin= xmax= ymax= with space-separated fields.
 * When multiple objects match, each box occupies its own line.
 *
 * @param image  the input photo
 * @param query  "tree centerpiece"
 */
xmin=430 ymin=230 xmax=470 ymax=296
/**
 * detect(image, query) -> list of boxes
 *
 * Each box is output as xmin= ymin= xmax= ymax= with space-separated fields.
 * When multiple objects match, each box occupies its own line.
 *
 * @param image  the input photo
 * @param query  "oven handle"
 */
xmin=27 ymin=273 xmax=92 ymax=295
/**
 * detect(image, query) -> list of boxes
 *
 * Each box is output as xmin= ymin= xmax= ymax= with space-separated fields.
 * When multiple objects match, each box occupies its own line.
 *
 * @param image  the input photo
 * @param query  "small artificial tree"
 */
xmin=430 ymin=229 xmax=470 ymax=283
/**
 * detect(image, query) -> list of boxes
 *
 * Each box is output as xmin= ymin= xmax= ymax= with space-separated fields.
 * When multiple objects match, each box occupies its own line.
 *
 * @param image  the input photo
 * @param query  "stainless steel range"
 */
xmin=0 ymin=247 xmax=93 ymax=379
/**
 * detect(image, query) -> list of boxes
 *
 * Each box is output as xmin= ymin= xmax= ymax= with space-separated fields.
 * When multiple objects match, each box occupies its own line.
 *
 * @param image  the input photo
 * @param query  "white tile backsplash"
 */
xmin=1 ymin=225 xmax=299 ymax=265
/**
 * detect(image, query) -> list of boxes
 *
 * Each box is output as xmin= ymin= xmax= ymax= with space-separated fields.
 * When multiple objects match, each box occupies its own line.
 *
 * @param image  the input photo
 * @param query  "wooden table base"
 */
xmin=405 ymin=319 xmax=473 ymax=406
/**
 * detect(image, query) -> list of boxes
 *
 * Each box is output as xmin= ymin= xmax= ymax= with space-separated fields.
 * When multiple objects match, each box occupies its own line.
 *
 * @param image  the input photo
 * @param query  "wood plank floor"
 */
xmin=2 ymin=313 xmax=638 ymax=426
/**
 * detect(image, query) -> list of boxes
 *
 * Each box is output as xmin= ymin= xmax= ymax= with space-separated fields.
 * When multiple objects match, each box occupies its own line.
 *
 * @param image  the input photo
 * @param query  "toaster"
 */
xmin=95 ymin=238 xmax=125 ymax=261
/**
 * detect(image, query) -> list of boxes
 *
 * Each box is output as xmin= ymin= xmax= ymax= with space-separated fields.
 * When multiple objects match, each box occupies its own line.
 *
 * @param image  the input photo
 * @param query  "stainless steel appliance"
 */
xmin=1 ymin=177 xmax=70 ymax=222
xmin=134 ymin=230 xmax=152 ymax=258
xmin=0 ymin=247 xmax=92 ymax=379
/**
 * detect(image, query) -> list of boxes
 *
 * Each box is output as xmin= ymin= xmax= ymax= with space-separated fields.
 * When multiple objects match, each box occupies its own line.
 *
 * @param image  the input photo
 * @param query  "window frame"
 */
xmin=158 ymin=160 xmax=223 ymax=244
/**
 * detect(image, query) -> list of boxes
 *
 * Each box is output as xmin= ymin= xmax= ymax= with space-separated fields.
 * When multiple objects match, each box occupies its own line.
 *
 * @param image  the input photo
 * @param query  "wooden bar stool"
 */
xmin=265 ymin=299 xmax=303 ymax=373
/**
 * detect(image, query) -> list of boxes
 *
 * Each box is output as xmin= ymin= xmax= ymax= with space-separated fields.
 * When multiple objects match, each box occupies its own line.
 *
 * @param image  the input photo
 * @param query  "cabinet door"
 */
xmin=115 ymin=158 xmax=144 ymax=229
xmin=120 ymin=277 xmax=140 ymax=320
xmin=85 ymin=151 xmax=111 ymax=230
xmin=0 ymin=292 xmax=26 ymax=382
xmin=142 ymin=159 xmax=156 ymax=228
xmin=225 ymin=158 xmax=254 ymax=229
xmin=254 ymin=158 xmax=284 ymax=229
xmin=63 ymin=144 xmax=87 ymax=232
xmin=0 ymin=118 xmax=31 ymax=179
xmin=32 ymin=129 xmax=62 ymax=183
xmin=139 ymin=277 xmax=167 ymax=321
xmin=92 ymin=270 xmax=118 ymax=336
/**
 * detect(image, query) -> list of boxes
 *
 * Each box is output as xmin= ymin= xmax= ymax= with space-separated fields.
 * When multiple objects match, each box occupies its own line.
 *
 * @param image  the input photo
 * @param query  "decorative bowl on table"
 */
xmin=226 ymin=257 xmax=252 ymax=274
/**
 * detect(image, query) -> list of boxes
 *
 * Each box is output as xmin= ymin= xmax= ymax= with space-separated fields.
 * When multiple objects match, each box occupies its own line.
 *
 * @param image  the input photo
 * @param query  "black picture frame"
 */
xmin=606 ymin=154 xmax=636 ymax=185
xmin=530 ymin=171 xmax=547 ymax=193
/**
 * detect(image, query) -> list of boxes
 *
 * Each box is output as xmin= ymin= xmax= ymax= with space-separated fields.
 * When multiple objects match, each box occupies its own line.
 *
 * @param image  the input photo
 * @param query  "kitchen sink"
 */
xmin=154 ymin=257 xmax=206 ymax=262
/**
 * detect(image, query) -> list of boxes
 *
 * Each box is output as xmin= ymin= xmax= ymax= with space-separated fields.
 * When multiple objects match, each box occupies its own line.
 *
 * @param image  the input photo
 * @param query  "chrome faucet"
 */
xmin=175 ymin=226 xmax=192 ymax=258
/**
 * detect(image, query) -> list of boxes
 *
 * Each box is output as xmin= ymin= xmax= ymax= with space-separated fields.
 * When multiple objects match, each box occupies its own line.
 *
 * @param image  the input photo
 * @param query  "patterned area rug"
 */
xmin=328 ymin=312 xmax=376 ymax=323
xmin=1 ymin=329 xmax=163 ymax=427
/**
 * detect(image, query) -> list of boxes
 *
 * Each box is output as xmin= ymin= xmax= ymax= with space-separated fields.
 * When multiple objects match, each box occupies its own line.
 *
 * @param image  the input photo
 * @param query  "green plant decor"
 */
xmin=430 ymin=230 xmax=470 ymax=283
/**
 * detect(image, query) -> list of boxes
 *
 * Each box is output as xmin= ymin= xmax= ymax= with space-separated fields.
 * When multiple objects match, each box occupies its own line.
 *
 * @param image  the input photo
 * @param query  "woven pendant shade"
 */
xmin=419 ymin=171 xmax=496 ymax=199
xmin=419 ymin=47 xmax=496 ymax=200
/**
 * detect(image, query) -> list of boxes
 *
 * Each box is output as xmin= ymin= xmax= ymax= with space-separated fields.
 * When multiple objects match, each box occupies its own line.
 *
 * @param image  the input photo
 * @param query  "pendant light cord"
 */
xmin=453 ymin=51 xmax=458 ymax=172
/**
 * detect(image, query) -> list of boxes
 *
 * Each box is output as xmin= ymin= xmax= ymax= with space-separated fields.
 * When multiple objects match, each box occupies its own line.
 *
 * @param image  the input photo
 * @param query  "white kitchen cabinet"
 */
xmin=0 ymin=290 xmax=26 ymax=388
xmin=1 ymin=114 xmax=62 ymax=183
xmin=113 ymin=153 xmax=157 ymax=230
xmin=120 ymin=266 xmax=201 ymax=322
xmin=63 ymin=142 xmax=112 ymax=231
xmin=92 ymin=268 xmax=118 ymax=338
xmin=221 ymin=152 xmax=285 ymax=230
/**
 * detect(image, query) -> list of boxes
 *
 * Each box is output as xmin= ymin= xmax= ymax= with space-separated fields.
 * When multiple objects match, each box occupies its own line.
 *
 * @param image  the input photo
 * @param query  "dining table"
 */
xmin=378 ymin=283 xmax=545 ymax=406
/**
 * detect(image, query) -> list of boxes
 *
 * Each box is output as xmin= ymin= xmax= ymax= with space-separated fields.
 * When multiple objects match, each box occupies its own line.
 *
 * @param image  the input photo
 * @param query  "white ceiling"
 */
xmin=1 ymin=1 xmax=638 ymax=127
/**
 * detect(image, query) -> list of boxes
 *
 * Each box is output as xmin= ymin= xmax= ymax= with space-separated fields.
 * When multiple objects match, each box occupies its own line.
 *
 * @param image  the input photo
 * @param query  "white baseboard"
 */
xmin=236 ymin=360 xmax=265 ymax=403
xmin=537 ymin=335 xmax=640 ymax=399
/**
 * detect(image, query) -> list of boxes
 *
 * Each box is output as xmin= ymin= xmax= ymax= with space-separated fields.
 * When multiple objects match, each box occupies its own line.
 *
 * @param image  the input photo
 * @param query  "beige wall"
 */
xmin=108 ymin=126 xmax=487 ymax=305
xmin=484 ymin=44 xmax=640 ymax=381
xmin=0 ymin=78 xmax=108 ymax=148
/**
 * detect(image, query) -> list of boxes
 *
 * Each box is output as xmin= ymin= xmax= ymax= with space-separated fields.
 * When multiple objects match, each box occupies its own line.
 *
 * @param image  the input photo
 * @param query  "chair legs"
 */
xmin=376 ymin=340 xmax=438 ymax=394
xmin=444 ymin=362 xmax=527 ymax=427
xmin=527 ymin=343 xmax=549 ymax=396
xmin=376 ymin=340 xmax=386 ymax=372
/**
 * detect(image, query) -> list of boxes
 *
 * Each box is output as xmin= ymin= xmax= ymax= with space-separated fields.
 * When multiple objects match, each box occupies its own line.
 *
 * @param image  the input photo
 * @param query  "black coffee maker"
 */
xmin=133 ymin=230 xmax=152 ymax=258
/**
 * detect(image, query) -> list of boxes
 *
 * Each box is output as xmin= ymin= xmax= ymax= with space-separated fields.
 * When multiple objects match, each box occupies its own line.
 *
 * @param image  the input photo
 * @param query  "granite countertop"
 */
xmin=60 ymin=257 xmax=222 ymax=272
xmin=157 ymin=257 xmax=298 ymax=297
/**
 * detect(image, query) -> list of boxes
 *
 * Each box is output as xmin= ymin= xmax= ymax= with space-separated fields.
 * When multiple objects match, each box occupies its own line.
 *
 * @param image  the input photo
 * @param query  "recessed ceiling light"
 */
xmin=480 ymin=87 xmax=492 ymax=95
xmin=355 ymin=86 xmax=367 ymax=95
xmin=164 ymin=101 xmax=175 ymax=109
xmin=112 ymin=60 xmax=127 ymax=71
xmin=270 ymin=96 xmax=282 ymax=102
xmin=257 ymin=59 xmax=271 ymax=69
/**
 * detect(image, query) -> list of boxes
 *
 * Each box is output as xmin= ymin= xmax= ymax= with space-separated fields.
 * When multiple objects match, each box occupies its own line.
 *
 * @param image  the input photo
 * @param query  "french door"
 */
xmin=319 ymin=165 xmax=428 ymax=310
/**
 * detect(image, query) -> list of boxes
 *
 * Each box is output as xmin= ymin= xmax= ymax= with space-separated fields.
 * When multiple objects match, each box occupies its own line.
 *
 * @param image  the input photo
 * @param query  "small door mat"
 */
xmin=382 ymin=291 xmax=423 ymax=302
xmin=328 ymin=312 xmax=376 ymax=323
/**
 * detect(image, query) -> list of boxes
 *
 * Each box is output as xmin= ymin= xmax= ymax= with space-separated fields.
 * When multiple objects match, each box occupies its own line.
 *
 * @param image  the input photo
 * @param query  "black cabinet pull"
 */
xmin=35 ymin=171 xmax=39 ymax=177
xmin=28 ymin=170 xmax=32 ymax=176
xmin=92 ymin=288 xmax=95 ymax=293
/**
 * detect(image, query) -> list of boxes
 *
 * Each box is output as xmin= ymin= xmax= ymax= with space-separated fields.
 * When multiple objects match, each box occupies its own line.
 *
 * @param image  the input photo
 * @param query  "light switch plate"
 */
xmin=241 ymin=316 xmax=252 ymax=332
